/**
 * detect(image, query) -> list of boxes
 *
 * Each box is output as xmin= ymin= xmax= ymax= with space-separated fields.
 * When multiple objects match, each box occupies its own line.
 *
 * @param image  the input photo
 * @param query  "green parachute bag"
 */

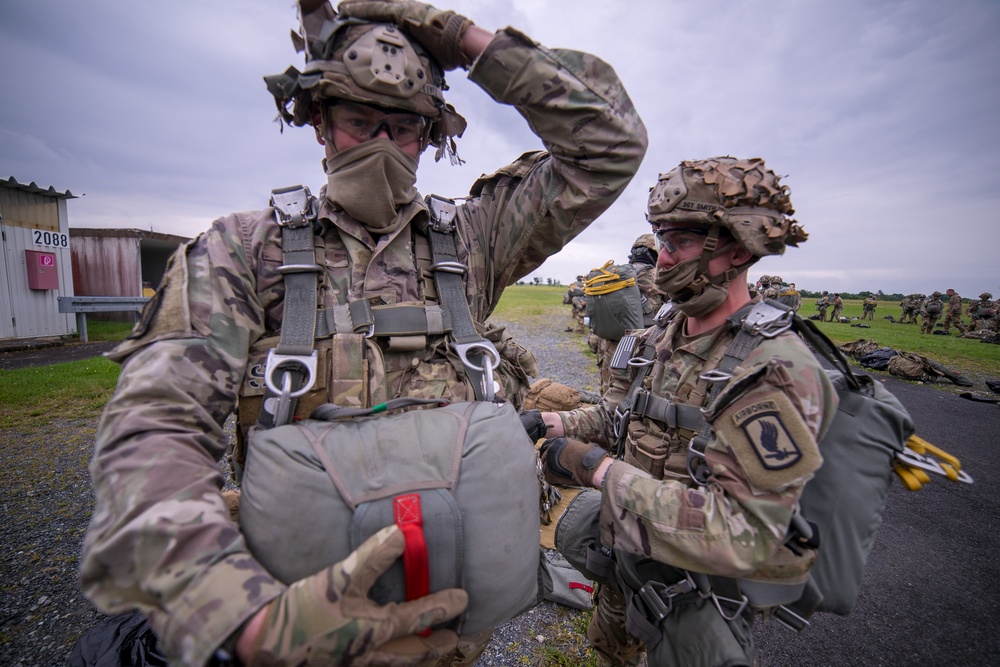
xmin=584 ymin=261 xmax=643 ymax=341
xmin=239 ymin=399 xmax=541 ymax=635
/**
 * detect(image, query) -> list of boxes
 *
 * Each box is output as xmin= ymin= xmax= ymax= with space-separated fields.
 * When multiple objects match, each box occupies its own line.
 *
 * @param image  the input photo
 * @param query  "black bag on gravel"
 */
xmin=69 ymin=610 xmax=166 ymax=667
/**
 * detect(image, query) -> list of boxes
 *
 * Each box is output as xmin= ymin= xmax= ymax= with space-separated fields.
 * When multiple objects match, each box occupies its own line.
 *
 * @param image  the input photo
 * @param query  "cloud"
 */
xmin=1 ymin=0 xmax=998 ymax=297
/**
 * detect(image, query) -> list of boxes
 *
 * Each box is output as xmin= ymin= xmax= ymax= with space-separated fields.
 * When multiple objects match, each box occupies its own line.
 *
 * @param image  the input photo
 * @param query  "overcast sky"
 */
xmin=2 ymin=0 xmax=998 ymax=297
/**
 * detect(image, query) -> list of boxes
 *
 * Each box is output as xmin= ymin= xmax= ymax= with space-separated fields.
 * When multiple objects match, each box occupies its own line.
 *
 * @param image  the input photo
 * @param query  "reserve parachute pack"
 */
xmin=580 ymin=300 xmax=972 ymax=632
xmin=924 ymin=299 xmax=943 ymax=315
xmin=584 ymin=260 xmax=643 ymax=340
xmin=240 ymin=398 xmax=540 ymax=634
xmin=238 ymin=187 xmax=541 ymax=635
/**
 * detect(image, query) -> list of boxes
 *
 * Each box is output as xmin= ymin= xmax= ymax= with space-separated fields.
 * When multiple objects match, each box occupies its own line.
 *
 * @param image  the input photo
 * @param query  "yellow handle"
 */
xmin=906 ymin=435 xmax=962 ymax=472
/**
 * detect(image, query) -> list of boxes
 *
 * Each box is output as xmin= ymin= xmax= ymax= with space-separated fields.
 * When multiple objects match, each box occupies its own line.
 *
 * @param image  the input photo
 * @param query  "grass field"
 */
xmin=2 ymin=288 xmax=997 ymax=429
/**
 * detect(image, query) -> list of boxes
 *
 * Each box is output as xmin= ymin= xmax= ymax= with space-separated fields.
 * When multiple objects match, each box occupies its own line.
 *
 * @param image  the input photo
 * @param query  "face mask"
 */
xmin=324 ymin=140 xmax=419 ymax=233
xmin=654 ymin=256 xmax=730 ymax=318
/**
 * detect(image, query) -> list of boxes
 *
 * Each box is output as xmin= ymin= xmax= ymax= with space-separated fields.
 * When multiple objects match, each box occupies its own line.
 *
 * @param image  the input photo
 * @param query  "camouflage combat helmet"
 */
xmin=632 ymin=233 xmax=657 ymax=253
xmin=931 ymin=291 xmax=942 ymax=297
xmin=264 ymin=0 xmax=467 ymax=160
xmin=980 ymin=292 xmax=993 ymax=300
xmin=646 ymin=156 xmax=807 ymax=259
xmin=770 ymin=275 xmax=783 ymax=285
xmin=758 ymin=275 xmax=771 ymax=285
xmin=822 ymin=290 xmax=829 ymax=295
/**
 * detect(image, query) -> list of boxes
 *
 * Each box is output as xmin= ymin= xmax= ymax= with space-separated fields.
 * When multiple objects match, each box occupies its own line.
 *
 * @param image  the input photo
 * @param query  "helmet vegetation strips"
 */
xmin=264 ymin=1 xmax=467 ymax=162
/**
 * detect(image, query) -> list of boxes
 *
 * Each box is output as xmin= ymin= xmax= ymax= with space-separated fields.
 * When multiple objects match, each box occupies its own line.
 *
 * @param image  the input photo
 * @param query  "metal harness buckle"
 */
xmin=451 ymin=341 xmax=500 ymax=402
xmin=270 ymin=185 xmax=318 ymax=229
xmin=426 ymin=195 xmax=457 ymax=233
xmin=637 ymin=573 xmax=698 ymax=623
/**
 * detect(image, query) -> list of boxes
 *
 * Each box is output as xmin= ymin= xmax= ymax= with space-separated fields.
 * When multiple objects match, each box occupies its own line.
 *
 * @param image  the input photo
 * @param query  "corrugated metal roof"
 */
xmin=1 ymin=176 xmax=77 ymax=199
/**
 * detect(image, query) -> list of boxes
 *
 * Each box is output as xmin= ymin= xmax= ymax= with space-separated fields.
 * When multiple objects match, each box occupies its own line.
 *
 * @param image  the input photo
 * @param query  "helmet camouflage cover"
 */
xmin=646 ymin=156 xmax=807 ymax=258
xmin=632 ymin=233 xmax=657 ymax=252
xmin=981 ymin=292 xmax=993 ymax=300
xmin=264 ymin=0 xmax=467 ymax=160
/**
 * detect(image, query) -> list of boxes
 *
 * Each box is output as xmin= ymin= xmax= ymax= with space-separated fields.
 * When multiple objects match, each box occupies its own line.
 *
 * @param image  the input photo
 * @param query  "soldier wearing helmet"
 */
xmin=967 ymin=292 xmax=997 ymax=331
xmin=537 ymin=157 xmax=836 ymax=667
xmin=817 ymin=290 xmax=831 ymax=320
xmin=629 ymin=233 xmax=667 ymax=326
xmin=941 ymin=288 xmax=968 ymax=335
xmin=921 ymin=291 xmax=944 ymax=333
xmin=80 ymin=1 xmax=647 ymax=665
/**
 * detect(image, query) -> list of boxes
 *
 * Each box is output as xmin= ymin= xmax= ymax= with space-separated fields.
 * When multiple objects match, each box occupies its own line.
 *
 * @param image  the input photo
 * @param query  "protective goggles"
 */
xmin=326 ymin=101 xmax=429 ymax=147
xmin=652 ymin=227 xmax=711 ymax=254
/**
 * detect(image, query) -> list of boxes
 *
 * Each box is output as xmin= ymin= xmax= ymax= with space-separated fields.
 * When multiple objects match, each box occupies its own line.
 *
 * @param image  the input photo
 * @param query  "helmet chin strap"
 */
xmin=674 ymin=224 xmax=745 ymax=300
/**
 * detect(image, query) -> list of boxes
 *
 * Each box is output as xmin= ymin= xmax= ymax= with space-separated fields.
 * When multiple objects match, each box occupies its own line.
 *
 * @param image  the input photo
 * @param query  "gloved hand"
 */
xmin=538 ymin=437 xmax=609 ymax=488
xmin=247 ymin=525 xmax=467 ymax=666
xmin=338 ymin=0 xmax=474 ymax=70
xmin=519 ymin=409 xmax=548 ymax=443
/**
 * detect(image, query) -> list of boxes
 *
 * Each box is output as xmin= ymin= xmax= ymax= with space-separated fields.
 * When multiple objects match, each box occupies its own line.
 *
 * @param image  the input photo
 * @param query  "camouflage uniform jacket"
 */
xmin=947 ymin=292 xmax=963 ymax=315
xmin=80 ymin=29 xmax=647 ymax=667
xmin=560 ymin=301 xmax=838 ymax=580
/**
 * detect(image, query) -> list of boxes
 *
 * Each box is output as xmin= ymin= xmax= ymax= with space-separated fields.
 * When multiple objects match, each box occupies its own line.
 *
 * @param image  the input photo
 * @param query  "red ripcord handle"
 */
xmin=393 ymin=493 xmax=431 ymax=602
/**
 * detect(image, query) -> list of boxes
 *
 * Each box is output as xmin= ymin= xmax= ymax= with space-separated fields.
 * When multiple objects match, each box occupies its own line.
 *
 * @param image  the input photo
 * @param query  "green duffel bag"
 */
xmin=239 ymin=398 xmax=541 ymax=635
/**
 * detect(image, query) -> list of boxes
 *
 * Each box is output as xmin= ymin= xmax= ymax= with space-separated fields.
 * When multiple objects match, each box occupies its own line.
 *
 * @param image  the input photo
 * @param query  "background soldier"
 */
xmin=778 ymin=281 xmax=802 ymax=311
xmin=763 ymin=275 xmax=783 ymax=300
xmin=899 ymin=294 xmax=917 ymax=323
xmin=570 ymin=274 xmax=588 ymax=333
xmin=630 ymin=233 xmax=667 ymax=327
xmin=537 ymin=156 xmax=833 ymax=667
xmin=942 ymin=288 xmax=967 ymax=335
xmin=592 ymin=234 xmax=667 ymax=394
xmin=967 ymin=292 xmax=995 ymax=331
xmin=861 ymin=293 xmax=878 ymax=320
xmin=817 ymin=290 xmax=830 ymax=320
xmin=78 ymin=2 xmax=647 ymax=665
xmin=921 ymin=291 xmax=944 ymax=333
xmin=829 ymin=292 xmax=844 ymax=321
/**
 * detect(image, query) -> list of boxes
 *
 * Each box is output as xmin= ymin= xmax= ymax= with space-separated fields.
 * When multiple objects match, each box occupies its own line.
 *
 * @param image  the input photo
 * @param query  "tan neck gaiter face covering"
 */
xmin=324 ymin=140 xmax=419 ymax=234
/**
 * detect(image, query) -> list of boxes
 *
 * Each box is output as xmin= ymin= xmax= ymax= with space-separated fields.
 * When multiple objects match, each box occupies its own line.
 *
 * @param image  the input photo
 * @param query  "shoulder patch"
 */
xmin=713 ymin=390 xmax=821 ymax=491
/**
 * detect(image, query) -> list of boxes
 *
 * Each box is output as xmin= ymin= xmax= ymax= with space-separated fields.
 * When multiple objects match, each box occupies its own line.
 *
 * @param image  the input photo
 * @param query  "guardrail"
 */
xmin=57 ymin=296 xmax=149 ymax=343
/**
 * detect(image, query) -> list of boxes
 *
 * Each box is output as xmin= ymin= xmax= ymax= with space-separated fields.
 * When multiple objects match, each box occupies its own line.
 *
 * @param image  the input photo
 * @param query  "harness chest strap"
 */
xmin=258 ymin=185 xmax=322 ymax=428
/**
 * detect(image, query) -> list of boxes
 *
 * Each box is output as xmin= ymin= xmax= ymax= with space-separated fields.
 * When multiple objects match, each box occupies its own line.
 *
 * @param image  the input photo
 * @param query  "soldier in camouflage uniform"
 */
xmin=594 ymin=234 xmax=667 ymax=394
xmin=777 ymin=281 xmax=802 ymax=312
xmin=537 ymin=157 xmax=836 ymax=667
xmin=762 ymin=275 xmax=782 ymax=300
xmin=79 ymin=1 xmax=647 ymax=665
xmin=828 ymin=292 xmax=844 ymax=321
xmin=899 ymin=294 xmax=917 ymax=324
xmin=966 ymin=292 xmax=995 ymax=331
xmin=861 ymin=294 xmax=878 ymax=320
xmin=921 ymin=291 xmax=943 ymax=333
xmin=941 ymin=288 xmax=967 ymax=335
xmin=570 ymin=275 xmax=589 ymax=333
xmin=816 ymin=290 xmax=830 ymax=320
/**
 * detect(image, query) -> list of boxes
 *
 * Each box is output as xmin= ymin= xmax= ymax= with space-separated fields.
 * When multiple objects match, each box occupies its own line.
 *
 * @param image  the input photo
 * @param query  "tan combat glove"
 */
xmin=338 ymin=0 xmax=474 ymax=70
xmin=248 ymin=525 xmax=467 ymax=666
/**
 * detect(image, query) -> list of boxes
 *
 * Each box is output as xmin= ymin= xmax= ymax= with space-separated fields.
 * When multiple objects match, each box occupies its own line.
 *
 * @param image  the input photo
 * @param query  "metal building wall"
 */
xmin=0 ymin=186 xmax=76 ymax=340
xmin=70 ymin=235 xmax=142 ymax=297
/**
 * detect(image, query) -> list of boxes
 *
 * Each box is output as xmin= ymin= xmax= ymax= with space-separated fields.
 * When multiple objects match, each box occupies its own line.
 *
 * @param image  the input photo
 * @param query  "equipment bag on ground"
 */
xmin=239 ymin=399 xmax=541 ymax=635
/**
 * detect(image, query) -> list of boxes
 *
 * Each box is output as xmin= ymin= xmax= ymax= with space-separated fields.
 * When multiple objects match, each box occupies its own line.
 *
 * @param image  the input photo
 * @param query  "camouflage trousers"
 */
xmin=941 ymin=312 xmax=967 ymax=335
xmin=817 ymin=307 xmax=827 ymax=321
xmin=921 ymin=314 xmax=940 ymax=334
xmin=900 ymin=310 xmax=917 ymax=323
xmin=589 ymin=553 xmax=755 ymax=667
xmin=861 ymin=306 xmax=875 ymax=320
xmin=828 ymin=307 xmax=843 ymax=321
